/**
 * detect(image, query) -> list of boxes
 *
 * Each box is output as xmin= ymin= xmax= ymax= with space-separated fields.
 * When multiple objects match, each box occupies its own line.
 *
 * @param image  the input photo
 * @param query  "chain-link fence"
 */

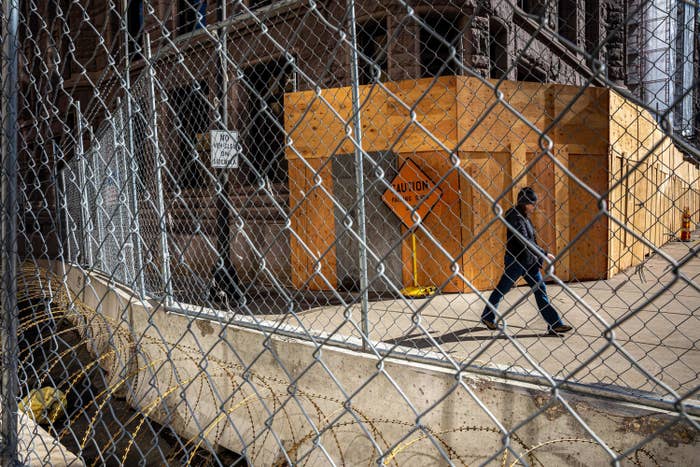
xmin=2 ymin=0 xmax=699 ymax=465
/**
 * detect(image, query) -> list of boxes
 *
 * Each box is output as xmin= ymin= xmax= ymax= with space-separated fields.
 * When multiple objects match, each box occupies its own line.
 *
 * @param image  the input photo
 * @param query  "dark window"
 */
xmin=489 ymin=18 xmax=509 ymax=79
xmin=521 ymin=0 xmax=546 ymax=17
xmin=171 ymin=82 xmax=211 ymax=188
xmin=242 ymin=58 xmax=294 ymax=186
xmin=558 ymin=0 xmax=577 ymax=43
xmin=127 ymin=0 xmax=144 ymax=58
xmin=178 ymin=0 xmax=207 ymax=35
xmin=27 ymin=2 xmax=39 ymax=36
xmin=357 ymin=18 xmax=388 ymax=84
xmin=420 ymin=13 xmax=462 ymax=77
xmin=585 ymin=0 xmax=599 ymax=56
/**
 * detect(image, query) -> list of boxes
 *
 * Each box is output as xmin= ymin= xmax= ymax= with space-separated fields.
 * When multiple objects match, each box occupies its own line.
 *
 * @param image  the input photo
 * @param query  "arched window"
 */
xmin=170 ymin=81 xmax=211 ymax=188
xmin=420 ymin=12 xmax=463 ymax=77
xmin=585 ymin=0 xmax=599 ymax=56
xmin=178 ymin=0 xmax=207 ymax=35
xmin=241 ymin=57 xmax=295 ymax=186
xmin=489 ymin=18 xmax=509 ymax=79
xmin=558 ymin=0 xmax=577 ymax=43
xmin=521 ymin=0 xmax=546 ymax=17
xmin=357 ymin=18 xmax=388 ymax=84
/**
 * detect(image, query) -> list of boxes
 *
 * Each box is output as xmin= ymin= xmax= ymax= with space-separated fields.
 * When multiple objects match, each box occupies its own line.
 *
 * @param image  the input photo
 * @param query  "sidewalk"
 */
xmin=283 ymin=236 xmax=699 ymax=402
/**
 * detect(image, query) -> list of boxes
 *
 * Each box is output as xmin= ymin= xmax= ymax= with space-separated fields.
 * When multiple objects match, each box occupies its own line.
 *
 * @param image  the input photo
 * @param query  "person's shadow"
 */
xmin=383 ymin=325 xmax=556 ymax=349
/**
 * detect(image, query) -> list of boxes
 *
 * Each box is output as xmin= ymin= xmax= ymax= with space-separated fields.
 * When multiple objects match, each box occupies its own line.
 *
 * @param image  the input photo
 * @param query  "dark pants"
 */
xmin=481 ymin=254 xmax=563 ymax=328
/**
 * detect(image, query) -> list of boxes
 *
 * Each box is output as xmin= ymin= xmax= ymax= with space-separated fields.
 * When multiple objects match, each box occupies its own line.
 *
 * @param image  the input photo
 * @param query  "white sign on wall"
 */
xmin=210 ymin=130 xmax=241 ymax=168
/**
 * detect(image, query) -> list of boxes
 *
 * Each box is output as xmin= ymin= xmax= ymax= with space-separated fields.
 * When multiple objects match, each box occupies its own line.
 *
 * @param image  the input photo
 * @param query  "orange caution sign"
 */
xmin=382 ymin=159 xmax=442 ymax=227
xmin=382 ymin=159 xmax=440 ymax=298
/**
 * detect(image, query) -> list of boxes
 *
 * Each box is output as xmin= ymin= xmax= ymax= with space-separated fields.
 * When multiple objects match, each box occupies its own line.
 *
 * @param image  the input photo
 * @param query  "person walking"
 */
xmin=481 ymin=187 xmax=573 ymax=335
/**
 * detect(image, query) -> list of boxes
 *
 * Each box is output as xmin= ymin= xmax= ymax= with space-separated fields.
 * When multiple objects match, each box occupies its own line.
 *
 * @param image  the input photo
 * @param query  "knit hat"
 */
xmin=517 ymin=187 xmax=538 ymax=205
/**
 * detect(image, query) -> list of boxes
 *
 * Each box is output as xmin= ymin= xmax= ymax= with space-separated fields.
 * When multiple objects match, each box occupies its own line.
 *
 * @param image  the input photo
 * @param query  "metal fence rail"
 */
xmin=2 ymin=0 xmax=699 ymax=465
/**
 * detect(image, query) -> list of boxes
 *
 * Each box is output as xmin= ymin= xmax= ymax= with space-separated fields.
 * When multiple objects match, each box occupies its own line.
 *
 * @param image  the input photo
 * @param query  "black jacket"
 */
xmin=503 ymin=206 xmax=547 ymax=269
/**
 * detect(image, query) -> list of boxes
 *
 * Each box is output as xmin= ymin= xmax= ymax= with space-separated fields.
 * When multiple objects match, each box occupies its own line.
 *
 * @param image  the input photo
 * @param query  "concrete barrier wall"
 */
xmin=59 ymin=265 xmax=697 ymax=465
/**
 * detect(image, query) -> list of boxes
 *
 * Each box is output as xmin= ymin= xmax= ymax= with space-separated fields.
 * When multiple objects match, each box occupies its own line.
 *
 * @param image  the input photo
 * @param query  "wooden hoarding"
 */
xmin=285 ymin=77 xmax=699 ymax=291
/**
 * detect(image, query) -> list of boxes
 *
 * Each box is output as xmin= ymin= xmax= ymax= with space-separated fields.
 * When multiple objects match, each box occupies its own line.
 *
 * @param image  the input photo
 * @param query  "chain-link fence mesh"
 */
xmin=1 ymin=0 xmax=699 ymax=465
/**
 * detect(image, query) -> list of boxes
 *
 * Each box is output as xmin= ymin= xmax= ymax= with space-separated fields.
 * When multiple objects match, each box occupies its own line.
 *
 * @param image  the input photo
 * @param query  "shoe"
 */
xmin=481 ymin=319 xmax=498 ymax=330
xmin=549 ymin=324 xmax=573 ymax=335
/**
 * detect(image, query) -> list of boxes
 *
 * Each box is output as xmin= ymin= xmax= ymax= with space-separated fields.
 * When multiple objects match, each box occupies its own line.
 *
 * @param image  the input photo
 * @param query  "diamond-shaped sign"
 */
xmin=382 ymin=158 xmax=442 ymax=227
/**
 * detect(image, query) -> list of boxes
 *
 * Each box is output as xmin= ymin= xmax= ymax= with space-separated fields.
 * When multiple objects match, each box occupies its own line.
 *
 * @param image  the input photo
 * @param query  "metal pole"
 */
xmin=122 ymin=15 xmax=146 ymax=298
xmin=145 ymin=34 xmax=173 ymax=304
xmin=52 ymin=143 xmax=65 ymax=261
xmin=112 ymin=101 xmax=131 ymax=284
xmin=211 ymin=0 xmax=236 ymax=304
xmin=76 ymin=104 xmax=94 ymax=266
xmin=347 ymin=0 xmax=370 ymax=346
xmin=91 ymin=140 xmax=107 ymax=271
xmin=0 ymin=0 xmax=20 ymax=463
xmin=60 ymin=168 xmax=72 ymax=262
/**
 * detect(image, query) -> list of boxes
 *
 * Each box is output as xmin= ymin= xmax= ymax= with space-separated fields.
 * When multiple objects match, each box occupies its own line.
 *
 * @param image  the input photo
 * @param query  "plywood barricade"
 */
xmin=284 ymin=77 xmax=699 ymax=292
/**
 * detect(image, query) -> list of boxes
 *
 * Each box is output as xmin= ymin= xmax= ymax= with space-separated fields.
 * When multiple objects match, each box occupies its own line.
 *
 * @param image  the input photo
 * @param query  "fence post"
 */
xmin=122 ymin=10 xmax=145 ymax=299
xmin=347 ymin=0 xmax=370 ymax=346
xmin=145 ymin=34 xmax=173 ymax=304
xmin=0 ymin=0 xmax=20 ymax=463
xmin=114 ymin=102 xmax=141 ymax=292
xmin=211 ymin=0 xmax=237 ymax=304
xmin=51 ymin=142 xmax=65 ymax=260
xmin=76 ymin=102 xmax=94 ymax=266
xmin=60 ymin=168 xmax=72 ymax=262
xmin=91 ymin=138 xmax=107 ymax=271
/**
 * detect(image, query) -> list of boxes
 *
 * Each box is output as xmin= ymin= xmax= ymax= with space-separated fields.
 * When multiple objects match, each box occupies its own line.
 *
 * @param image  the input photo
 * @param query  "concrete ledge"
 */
xmin=51 ymin=264 xmax=698 ymax=465
xmin=17 ymin=412 xmax=84 ymax=466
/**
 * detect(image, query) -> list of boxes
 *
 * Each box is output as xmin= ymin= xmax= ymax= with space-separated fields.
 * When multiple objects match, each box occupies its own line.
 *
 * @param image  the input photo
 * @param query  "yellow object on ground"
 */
xmin=19 ymin=387 xmax=67 ymax=425
xmin=400 ymin=233 xmax=437 ymax=298
xmin=400 ymin=285 xmax=437 ymax=299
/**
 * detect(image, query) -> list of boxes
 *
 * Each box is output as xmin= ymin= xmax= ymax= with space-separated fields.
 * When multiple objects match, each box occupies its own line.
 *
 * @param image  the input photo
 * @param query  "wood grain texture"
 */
xmin=284 ymin=78 xmax=699 ymax=291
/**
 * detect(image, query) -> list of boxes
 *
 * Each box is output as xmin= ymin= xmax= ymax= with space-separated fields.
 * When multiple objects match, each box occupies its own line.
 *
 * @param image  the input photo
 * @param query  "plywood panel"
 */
xmin=284 ymin=88 xmax=350 ymax=159
xmin=496 ymin=83 xmax=547 ymax=155
xmin=510 ymin=142 xmax=529 ymax=196
xmin=609 ymin=93 xmax=640 ymax=164
xmin=287 ymin=157 xmax=337 ymax=290
xmin=284 ymin=77 xmax=458 ymax=160
xmin=637 ymin=107 xmax=656 ymax=164
xmin=605 ymin=84 xmax=699 ymax=277
xmin=284 ymin=80 xmax=698 ymax=291
xmin=629 ymin=160 xmax=648 ymax=264
xmin=456 ymin=78 xmax=547 ymax=153
xmin=569 ymin=154 xmax=609 ymax=280
xmin=456 ymin=78 xmax=503 ymax=152
xmin=550 ymin=85 xmax=609 ymax=154
xmin=397 ymin=151 xmax=463 ymax=292
xmin=307 ymin=158 xmax=337 ymax=290
xmin=607 ymin=92 xmax=625 ymax=276
xmin=288 ymin=158 xmax=309 ymax=289
xmin=553 ymin=146 xmax=571 ymax=280
xmin=526 ymin=152 xmax=557 ymax=255
xmin=607 ymin=154 xmax=627 ymax=276
xmin=652 ymin=166 xmax=663 ymax=247
xmin=621 ymin=157 xmax=635 ymax=270
xmin=460 ymin=152 xmax=512 ymax=290
xmin=640 ymin=161 xmax=654 ymax=257
xmin=385 ymin=78 xmax=458 ymax=154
